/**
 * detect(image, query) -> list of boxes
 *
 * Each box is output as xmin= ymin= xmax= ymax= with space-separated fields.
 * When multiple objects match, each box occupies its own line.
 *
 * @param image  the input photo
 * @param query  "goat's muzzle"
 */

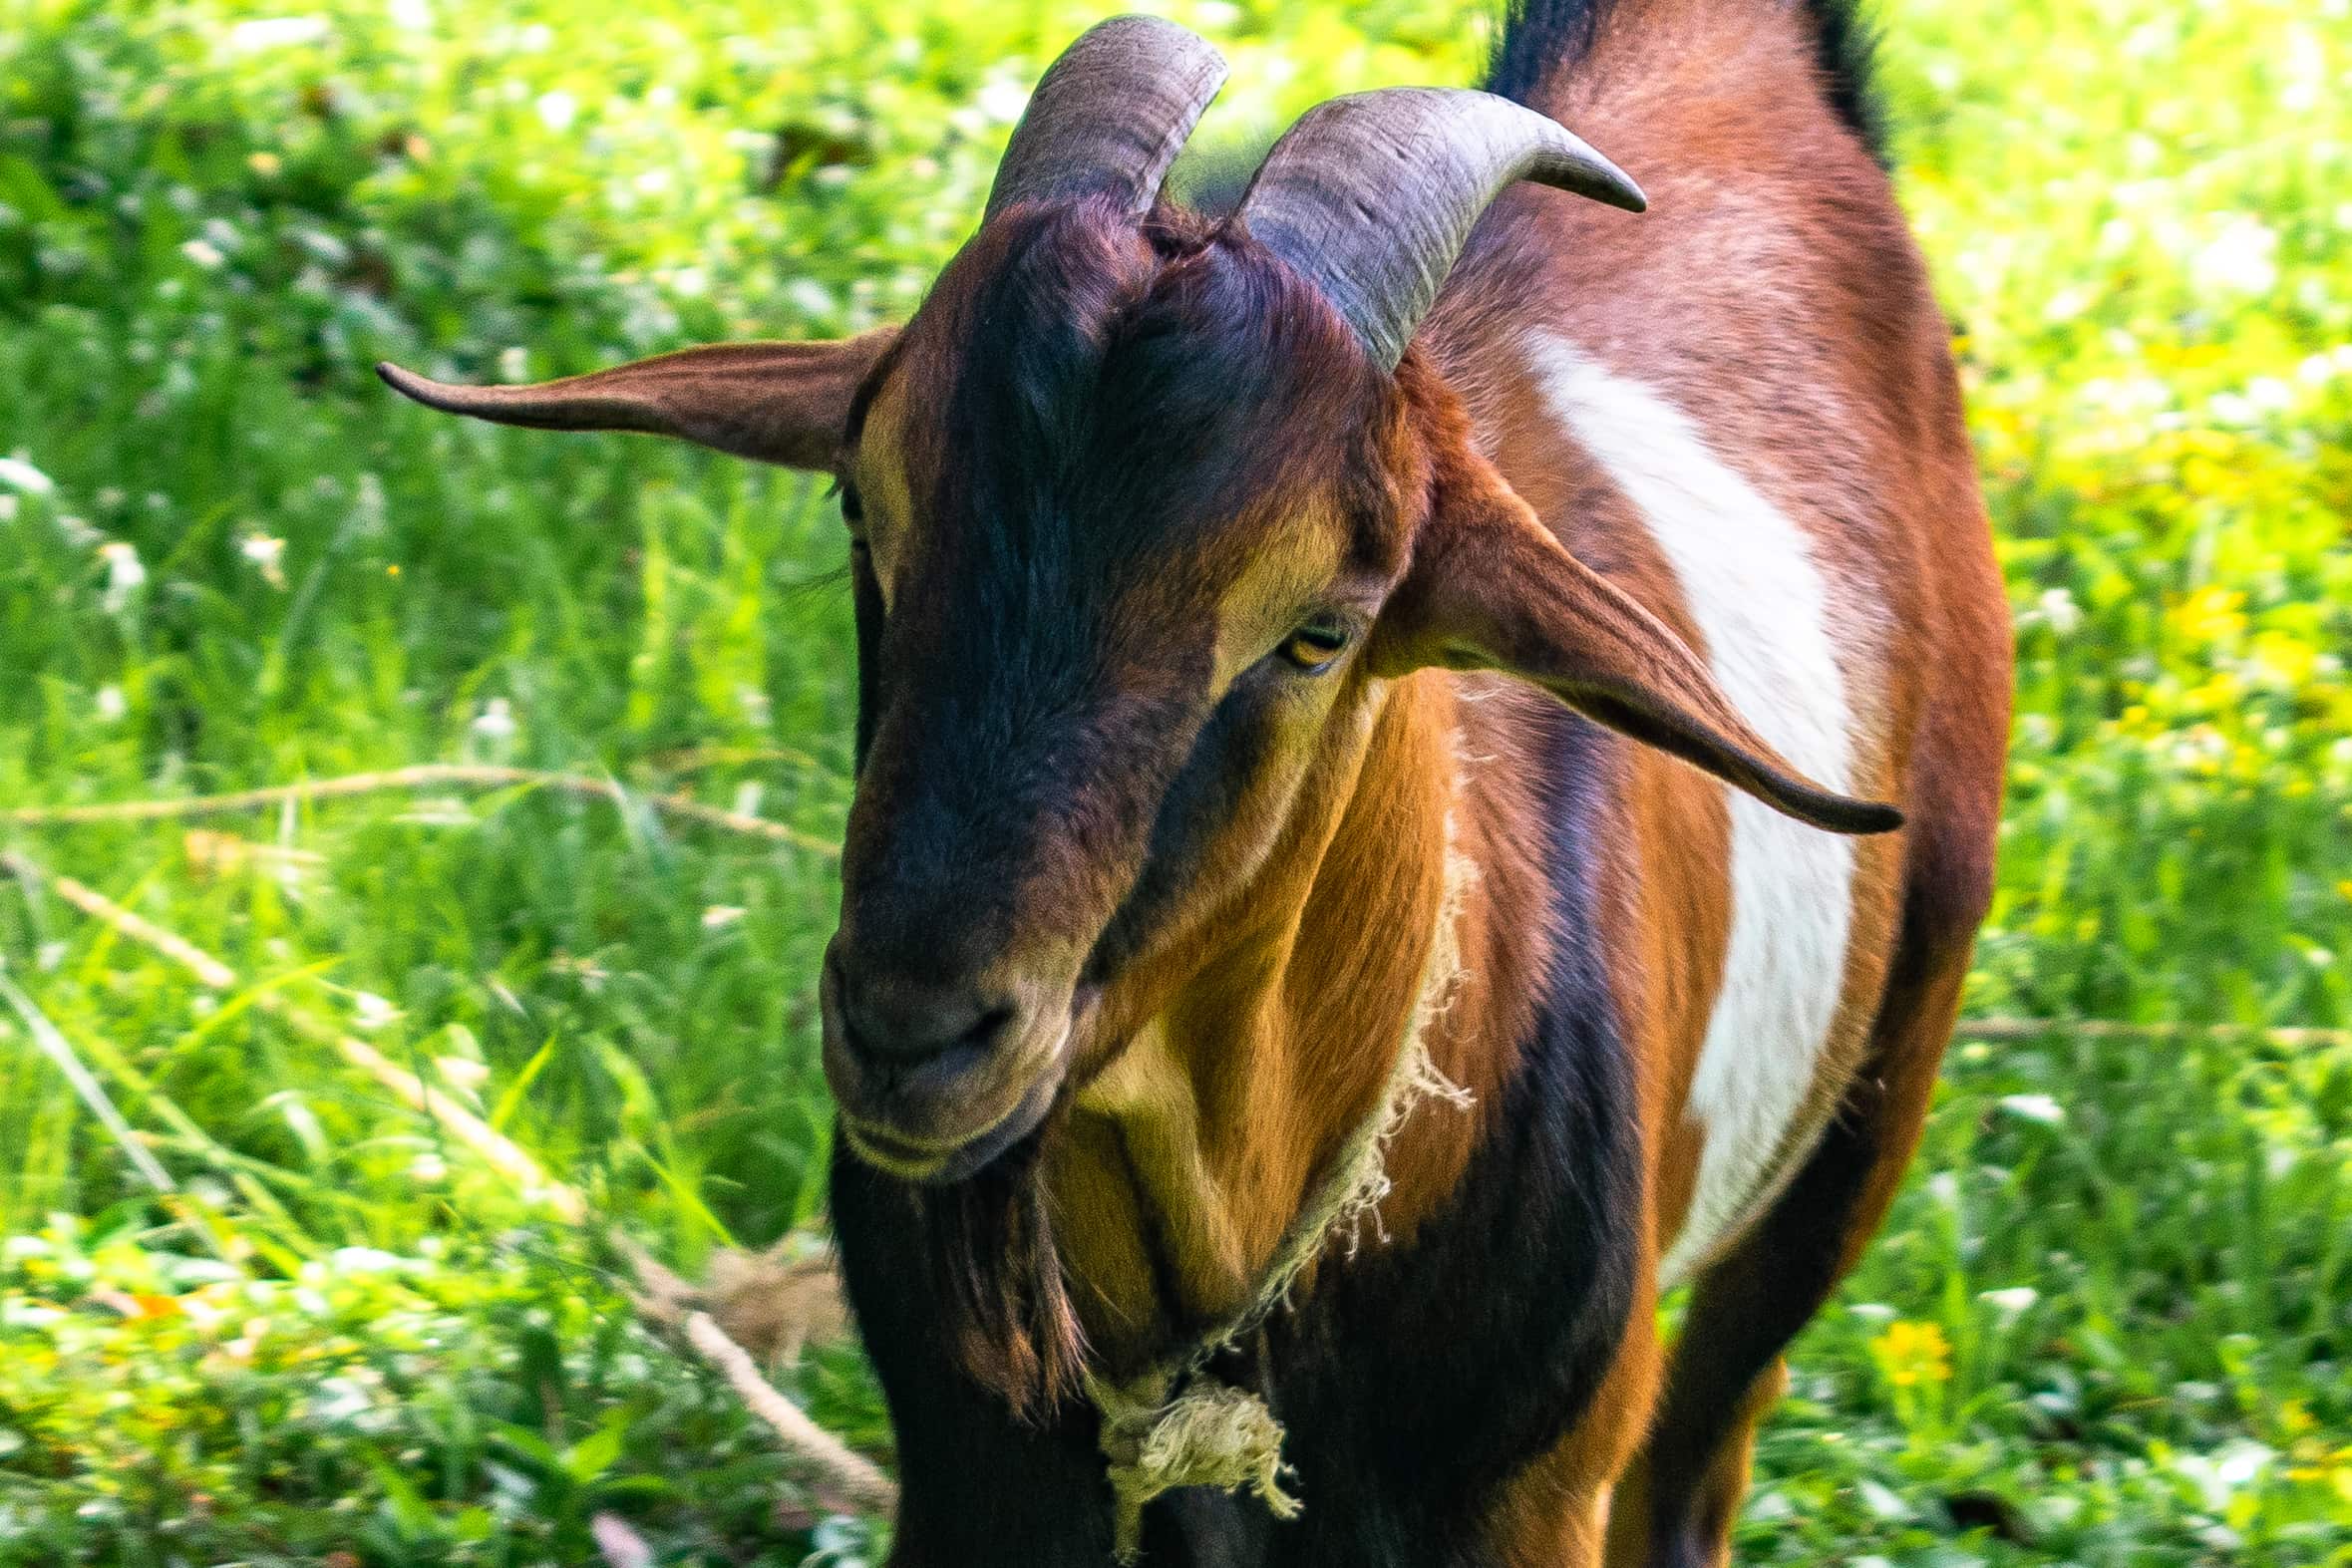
xmin=820 ymin=937 xmax=1083 ymax=1184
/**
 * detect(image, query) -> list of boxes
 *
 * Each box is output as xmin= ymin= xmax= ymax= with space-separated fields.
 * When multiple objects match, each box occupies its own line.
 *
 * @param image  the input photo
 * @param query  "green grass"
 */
xmin=1 ymin=0 xmax=2347 ymax=1562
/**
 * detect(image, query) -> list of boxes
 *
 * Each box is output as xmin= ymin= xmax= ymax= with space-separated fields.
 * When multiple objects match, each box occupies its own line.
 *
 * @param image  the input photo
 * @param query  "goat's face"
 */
xmin=378 ymin=17 xmax=1896 ymax=1193
xmin=822 ymin=204 xmax=1412 ymax=1180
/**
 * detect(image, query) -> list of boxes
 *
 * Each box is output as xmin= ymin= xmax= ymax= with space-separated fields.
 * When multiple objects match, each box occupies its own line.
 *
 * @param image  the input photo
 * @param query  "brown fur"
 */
xmin=385 ymin=0 xmax=2009 ymax=1550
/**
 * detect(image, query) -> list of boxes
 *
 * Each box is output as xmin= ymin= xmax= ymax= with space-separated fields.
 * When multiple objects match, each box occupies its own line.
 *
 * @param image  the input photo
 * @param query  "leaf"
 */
xmin=562 ymin=1408 xmax=632 ymax=1484
xmin=488 ymin=1034 xmax=559 ymax=1133
xmin=366 ymin=1449 xmax=439 ymax=1540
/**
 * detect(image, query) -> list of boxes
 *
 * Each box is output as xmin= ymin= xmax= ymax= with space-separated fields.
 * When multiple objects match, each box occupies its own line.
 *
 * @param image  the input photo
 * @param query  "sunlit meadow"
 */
xmin=1 ymin=0 xmax=2347 ymax=1562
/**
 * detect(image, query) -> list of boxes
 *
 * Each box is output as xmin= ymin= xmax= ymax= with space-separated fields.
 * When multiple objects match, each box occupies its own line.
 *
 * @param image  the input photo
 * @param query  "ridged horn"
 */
xmin=1235 ymin=88 xmax=1645 ymax=369
xmin=983 ymin=15 xmax=1227 ymax=221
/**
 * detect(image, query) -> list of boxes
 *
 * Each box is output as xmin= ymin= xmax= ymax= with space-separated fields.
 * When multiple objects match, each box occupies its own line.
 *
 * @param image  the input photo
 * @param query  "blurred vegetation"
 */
xmin=0 ymin=0 xmax=2346 ymax=1562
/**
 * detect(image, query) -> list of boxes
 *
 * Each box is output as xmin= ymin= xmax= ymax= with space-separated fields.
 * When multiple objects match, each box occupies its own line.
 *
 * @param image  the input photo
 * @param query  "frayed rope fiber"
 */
xmin=1090 ymin=1371 xmax=1301 ymax=1561
xmin=1089 ymin=839 xmax=1477 ymax=1562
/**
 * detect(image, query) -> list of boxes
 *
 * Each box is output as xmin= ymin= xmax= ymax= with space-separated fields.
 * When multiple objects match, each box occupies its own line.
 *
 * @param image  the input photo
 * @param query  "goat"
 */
xmin=382 ymin=1 xmax=2010 ymax=1561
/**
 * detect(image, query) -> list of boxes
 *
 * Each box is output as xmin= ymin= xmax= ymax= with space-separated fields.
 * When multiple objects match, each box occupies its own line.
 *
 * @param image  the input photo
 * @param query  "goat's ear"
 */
xmin=377 ymin=328 xmax=898 ymax=471
xmin=1369 ymin=453 xmax=1902 ymax=835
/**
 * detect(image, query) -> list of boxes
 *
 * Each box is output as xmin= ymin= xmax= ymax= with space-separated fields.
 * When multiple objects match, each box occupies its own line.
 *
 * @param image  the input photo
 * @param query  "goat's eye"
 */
xmin=1278 ymin=615 xmax=1351 ymax=673
xmin=834 ymin=477 xmax=865 ymax=529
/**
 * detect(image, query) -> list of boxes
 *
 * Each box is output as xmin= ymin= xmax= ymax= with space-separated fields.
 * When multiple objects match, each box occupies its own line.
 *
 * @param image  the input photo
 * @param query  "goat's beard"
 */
xmin=916 ymin=1131 xmax=1085 ymax=1423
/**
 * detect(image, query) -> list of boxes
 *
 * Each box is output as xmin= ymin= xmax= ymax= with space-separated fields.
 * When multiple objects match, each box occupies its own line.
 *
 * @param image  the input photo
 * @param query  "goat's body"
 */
xmin=838 ymin=1 xmax=2007 ymax=1562
xmin=376 ymin=0 xmax=2006 ymax=1559
xmin=1435 ymin=0 xmax=2008 ymax=1287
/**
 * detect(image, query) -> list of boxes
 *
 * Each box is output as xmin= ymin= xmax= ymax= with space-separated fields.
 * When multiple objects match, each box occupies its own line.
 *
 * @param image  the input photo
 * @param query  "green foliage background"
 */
xmin=0 ymin=0 xmax=2347 ymax=1562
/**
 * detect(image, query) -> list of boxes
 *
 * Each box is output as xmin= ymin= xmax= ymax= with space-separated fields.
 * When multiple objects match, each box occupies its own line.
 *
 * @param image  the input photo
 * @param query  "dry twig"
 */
xmin=3 ymin=764 xmax=837 ymax=855
xmin=335 ymin=1033 xmax=588 ymax=1223
xmin=681 ymin=1308 xmax=897 ymax=1515
xmin=4 ymin=849 xmax=238 ymax=988
xmin=1953 ymin=1017 xmax=2352 ymax=1049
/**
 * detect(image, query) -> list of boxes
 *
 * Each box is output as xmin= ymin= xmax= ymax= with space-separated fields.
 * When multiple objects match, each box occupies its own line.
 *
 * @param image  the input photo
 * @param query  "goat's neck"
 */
xmin=1047 ymin=671 xmax=1534 ymax=1371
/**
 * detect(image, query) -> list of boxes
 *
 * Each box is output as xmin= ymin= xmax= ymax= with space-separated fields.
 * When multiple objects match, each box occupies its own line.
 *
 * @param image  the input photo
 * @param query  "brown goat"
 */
xmin=384 ymin=2 xmax=2010 ymax=1562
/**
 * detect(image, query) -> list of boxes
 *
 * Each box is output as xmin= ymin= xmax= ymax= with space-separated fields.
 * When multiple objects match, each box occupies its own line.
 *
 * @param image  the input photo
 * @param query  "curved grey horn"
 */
xmin=983 ymin=15 xmax=1227 ymax=222
xmin=1235 ymin=88 xmax=1645 ymax=369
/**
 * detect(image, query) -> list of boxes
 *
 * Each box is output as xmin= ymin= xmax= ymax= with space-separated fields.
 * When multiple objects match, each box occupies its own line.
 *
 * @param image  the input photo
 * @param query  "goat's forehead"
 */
xmin=863 ymin=256 xmax=1368 ymax=564
xmin=863 ymin=360 xmax=1348 ymax=619
xmin=841 ymin=206 xmax=1409 ymax=664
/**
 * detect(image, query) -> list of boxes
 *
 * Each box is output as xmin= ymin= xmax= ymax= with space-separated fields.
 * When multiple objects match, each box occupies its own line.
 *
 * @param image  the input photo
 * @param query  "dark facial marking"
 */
xmin=1082 ymin=662 xmax=1287 ymax=982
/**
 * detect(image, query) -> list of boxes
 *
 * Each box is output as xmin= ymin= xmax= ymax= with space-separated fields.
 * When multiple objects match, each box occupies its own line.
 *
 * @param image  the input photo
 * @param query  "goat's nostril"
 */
xmin=963 ymin=1004 xmax=1016 ymax=1051
xmin=836 ymin=965 xmax=1017 ymax=1066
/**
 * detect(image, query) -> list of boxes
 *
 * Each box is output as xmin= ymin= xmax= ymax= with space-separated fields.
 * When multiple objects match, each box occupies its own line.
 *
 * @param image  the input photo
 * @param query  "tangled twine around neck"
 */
xmin=1087 ymin=844 xmax=1478 ymax=1561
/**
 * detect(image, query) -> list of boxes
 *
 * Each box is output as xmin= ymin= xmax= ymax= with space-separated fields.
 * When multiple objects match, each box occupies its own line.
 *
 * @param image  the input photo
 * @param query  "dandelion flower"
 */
xmin=1868 ymin=1320 xmax=1952 ymax=1390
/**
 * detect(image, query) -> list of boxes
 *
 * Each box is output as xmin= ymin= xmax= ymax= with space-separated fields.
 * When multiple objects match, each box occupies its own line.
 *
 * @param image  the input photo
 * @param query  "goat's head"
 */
xmin=384 ymin=17 xmax=1897 ymax=1190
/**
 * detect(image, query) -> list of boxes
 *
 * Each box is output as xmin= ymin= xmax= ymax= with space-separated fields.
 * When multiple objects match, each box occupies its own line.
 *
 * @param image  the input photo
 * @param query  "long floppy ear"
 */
xmin=376 ymin=328 xmax=898 ymax=470
xmin=1371 ymin=454 xmax=1902 ymax=835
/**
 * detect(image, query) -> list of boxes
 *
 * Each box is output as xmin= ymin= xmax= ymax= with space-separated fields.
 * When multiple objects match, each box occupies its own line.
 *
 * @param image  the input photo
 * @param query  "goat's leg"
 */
xmin=1607 ymin=919 xmax=1968 ymax=1568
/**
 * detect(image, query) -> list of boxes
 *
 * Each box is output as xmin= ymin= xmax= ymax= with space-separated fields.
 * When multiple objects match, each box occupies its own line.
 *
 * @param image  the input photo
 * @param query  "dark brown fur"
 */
xmin=381 ymin=2 xmax=2008 ymax=1558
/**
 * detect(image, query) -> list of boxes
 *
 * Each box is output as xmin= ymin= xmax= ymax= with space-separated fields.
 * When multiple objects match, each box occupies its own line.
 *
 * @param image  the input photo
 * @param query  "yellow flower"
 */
xmin=2247 ymin=629 xmax=2318 ymax=690
xmin=2182 ymin=671 xmax=2240 ymax=709
xmin=2284 ymin=1443 xmax=2352 ymax=1506
xmin=1869 ymin=1321 xmax=1953 ymax=1390
xmin=2169 ymin=585 xmax=2246 ymax=649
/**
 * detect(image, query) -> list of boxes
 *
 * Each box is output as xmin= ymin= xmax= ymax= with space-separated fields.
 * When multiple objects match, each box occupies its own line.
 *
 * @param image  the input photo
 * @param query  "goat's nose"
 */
xmin=829 ymin=947 xmax=1016 ymax=1068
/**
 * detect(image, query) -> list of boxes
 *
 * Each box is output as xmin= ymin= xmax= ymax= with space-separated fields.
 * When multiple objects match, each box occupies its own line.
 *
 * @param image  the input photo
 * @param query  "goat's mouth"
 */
xmin=839 ymin=1070 xmax=1063 ymax=1184
xmin=824 ymin=994 xmax=1088 ymax=1185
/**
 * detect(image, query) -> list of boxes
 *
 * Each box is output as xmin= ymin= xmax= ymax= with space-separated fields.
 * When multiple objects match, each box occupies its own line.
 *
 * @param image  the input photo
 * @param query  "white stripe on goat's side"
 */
xmin=1520 ymin=334 xmax=1859 ymax=1288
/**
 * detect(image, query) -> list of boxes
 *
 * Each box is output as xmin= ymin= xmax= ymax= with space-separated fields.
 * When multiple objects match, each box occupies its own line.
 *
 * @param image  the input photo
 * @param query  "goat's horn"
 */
xmin=984 ymin=15 xmax=1227 ymax=222
xmin=1235 ymin=89 xmax=1644 ymax=369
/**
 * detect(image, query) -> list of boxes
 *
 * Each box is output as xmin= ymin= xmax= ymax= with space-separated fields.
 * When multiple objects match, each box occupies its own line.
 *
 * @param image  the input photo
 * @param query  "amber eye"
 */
xmin=1278 ymin=615 xmax=1352 ymax=673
